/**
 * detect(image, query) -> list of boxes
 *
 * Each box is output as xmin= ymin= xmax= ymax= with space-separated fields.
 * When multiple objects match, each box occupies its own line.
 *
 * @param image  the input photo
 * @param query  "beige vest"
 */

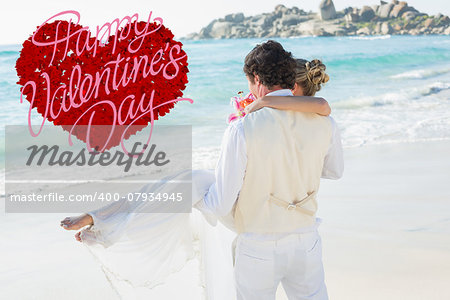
xmin=233 ymin=108 xmax=332 ymax=233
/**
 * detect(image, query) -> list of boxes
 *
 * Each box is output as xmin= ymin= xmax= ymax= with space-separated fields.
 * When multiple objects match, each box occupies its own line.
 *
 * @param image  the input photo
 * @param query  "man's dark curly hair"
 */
xmin=243 ymin=40 xmax=296 ymax=90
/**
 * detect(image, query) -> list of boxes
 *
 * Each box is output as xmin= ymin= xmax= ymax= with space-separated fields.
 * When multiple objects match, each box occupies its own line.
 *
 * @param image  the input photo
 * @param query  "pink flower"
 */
xmin=228 ymin=91 xmax=255 ymax=123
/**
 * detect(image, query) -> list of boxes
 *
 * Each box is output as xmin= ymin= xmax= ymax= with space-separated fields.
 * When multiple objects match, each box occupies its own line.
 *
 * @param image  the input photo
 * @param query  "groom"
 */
xmin=197 ymin=40 xmax=343 ymax=300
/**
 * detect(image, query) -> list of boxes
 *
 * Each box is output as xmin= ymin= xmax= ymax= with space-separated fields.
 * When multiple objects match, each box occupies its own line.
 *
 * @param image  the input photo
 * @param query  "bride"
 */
xmin=60 ymin=58 xmax=331 ymax=300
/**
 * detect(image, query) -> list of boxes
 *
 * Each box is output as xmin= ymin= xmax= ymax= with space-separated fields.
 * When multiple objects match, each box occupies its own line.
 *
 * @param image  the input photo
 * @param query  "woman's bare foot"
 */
xmin=60 ymin=214 xmax=93 ymax=231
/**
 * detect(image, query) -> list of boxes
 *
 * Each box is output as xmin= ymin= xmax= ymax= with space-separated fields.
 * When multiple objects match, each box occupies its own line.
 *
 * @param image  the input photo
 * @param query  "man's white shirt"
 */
xmin=196 ymin=89 xmax=344 ymax=225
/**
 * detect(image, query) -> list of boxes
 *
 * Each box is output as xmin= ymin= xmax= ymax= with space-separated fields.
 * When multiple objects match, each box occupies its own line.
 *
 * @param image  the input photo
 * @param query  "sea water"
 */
xmin=1 ymin=35 xmax=450 ymax=189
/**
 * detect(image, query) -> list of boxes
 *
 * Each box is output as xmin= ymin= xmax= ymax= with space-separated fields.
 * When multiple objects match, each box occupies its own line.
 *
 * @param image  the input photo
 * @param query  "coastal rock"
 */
xmin=210 ymin=21 xmax=234 ymax=38
xmin=230 ymin=25 xmax=247 ymax=36
xmin=379 ymin=3 xmax=394 ymax=18
xmin=345 ymin=12 xmax=360 ymax=22
xmin=374 ymin=22 xmax=382 ymax=34
xmin=297 ymin=21 xmax=315 ymax=35
xmin=381 ymin=22 xmax=393 ymax=34
xmin=281 ymin=14 xmax=303 ymax=26
xmin=253 ymin=14 xmax=276 ymax=30
xmin=325 ymin=24 xmax=349 ymax=36
xmin=319 ymin=0 xmax=337 ymax=20
xmin=357 ymin=27 xmax=371 ymax=35
xmin=390 ymin=3 xmax=407 ymax=18
xmin=342 ymin=7 xmax=352 ymax=15
xmin=315 ymin=28 xmax=334 ymax=36
xmin=224 ymin=13 xmax=245 ymax=23
xmin=184 ymin=1 xmax=450 ymax=39
xmin=402 ymin=11 xmax=417 ymax=21
xmin=372 ymin=5 xmax=380 ymax=15
xmin=295 ymin=18 xmax=349 ymax=36
xmin=440 ymin=16 xmax=450 ymax=25
xmin=360 ymin=6 xmax=376 ymax=22
xmin=431 ymin=27 xmax=444 ymax=34
xmin=403 ymin=20 xmax=415 ymax=30
xmin=333 ymin=27 xmax=349 ymax=36
xmin=274 ymin=4 xmax=289 ymax=15
xmin=424 ymin=18 xmax=434 ymax=28
xmin=389 ymin=3 xmax=417 ymax=18
xmin=393 ymin=23 xmax=402 ymax=31
xmin=196 ymin=21 xmax=217 ymax=38
xmin=294 ymin=6 xmax=308 ymax=15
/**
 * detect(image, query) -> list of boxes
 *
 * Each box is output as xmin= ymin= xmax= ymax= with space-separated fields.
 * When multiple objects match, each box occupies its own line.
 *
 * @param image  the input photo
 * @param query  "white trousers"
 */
xmin=234 ymin=231 xmax=328 ymax=300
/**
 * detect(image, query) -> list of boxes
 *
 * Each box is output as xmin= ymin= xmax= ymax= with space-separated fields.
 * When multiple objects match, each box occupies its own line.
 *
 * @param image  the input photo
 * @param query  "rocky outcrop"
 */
xmin=378 ymin=3 xmax=394 ymax=18
xmin=402 ymin=11 xmax=417 ymax=21
xmin=319 ymin=0 xmax=337 ymax=20
xmin=360 ymin=6 xmax=376 ymax=22
xmin=184 ymin=1 xmax=450 ymax=39
xmin=381 ymin=22 xmax=393 ymax=34
xmin=224 ymin=13 xmax=245 ymax=23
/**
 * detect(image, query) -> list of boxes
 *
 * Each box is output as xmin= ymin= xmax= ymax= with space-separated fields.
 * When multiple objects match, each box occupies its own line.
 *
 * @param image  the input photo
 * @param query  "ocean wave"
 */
xmin=390 ymin=68 xmax=450 ymax=80
xmin=0 ymin=50 xmax=18 ymax=56
xmin=333 ymin=92 xmax=404 ymax=109
xmin=349 ymin=35 xmax=391 ymax=41
xmin=420 ymin=81 xmax=450 ymax=96
xmin=333 ymin=81 xmax=450 ymax=110
xmin=288 ymin=35 xmax=315 ymax=39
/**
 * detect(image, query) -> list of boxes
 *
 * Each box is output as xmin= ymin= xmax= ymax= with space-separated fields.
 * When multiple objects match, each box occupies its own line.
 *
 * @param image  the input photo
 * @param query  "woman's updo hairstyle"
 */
xmin=294 ymin=58 xmax=329 ymax=96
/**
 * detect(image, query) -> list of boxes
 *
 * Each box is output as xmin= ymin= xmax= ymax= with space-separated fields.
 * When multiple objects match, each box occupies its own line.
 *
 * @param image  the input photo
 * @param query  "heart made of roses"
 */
xmin=16 ymin=20 xmax=189 ymax=151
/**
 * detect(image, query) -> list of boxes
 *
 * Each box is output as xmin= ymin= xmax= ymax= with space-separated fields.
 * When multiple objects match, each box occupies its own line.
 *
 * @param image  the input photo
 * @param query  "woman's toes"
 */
xmin=62 ymin=220 xmax=79 ymax=230
xmin=75 ymin=232 xmax=82 ymax=242
xmin=61 ymin=214 xmax=93 ymax=231
xmin=60 ymin=217 xmax=73 ymax=225
xmin=61 ymin=221 xmax=69 ymax=229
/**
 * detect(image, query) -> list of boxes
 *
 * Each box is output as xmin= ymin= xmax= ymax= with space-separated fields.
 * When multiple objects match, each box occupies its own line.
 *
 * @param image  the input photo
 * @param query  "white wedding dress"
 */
xmin=80 ymin=170 xmax=237 ymax=300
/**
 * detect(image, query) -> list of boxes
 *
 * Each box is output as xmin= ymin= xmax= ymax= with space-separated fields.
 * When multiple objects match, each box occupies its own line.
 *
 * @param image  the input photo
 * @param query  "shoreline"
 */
xmin=183 ymin=32 xmax=450 ymax=41
xmin=0 ymin=34 xmax=449 ymax=47
xmin=179 ymin=33 xmax=449 ymax=42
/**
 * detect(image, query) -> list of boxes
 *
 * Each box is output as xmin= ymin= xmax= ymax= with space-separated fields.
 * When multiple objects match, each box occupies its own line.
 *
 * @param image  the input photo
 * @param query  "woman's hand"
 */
xmin=244 ymin=99 xmax=266 ymax=114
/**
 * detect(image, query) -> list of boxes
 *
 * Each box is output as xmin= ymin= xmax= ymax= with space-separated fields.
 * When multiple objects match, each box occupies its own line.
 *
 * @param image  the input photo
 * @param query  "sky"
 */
xmin=1 ymin=0 xmax=449 ymax=44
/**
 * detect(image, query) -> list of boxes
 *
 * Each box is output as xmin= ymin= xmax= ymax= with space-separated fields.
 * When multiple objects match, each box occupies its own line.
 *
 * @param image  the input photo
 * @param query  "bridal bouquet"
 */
xmin=228 ymin=91 xmax=256 ymax=123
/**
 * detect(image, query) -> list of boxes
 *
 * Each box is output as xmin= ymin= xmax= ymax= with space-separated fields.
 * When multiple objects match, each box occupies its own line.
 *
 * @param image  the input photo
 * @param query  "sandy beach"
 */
xmin=1 ymin=140 xmax=449 ymax=299
xmin=317 ymin=140 xmax=450 ymax=300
